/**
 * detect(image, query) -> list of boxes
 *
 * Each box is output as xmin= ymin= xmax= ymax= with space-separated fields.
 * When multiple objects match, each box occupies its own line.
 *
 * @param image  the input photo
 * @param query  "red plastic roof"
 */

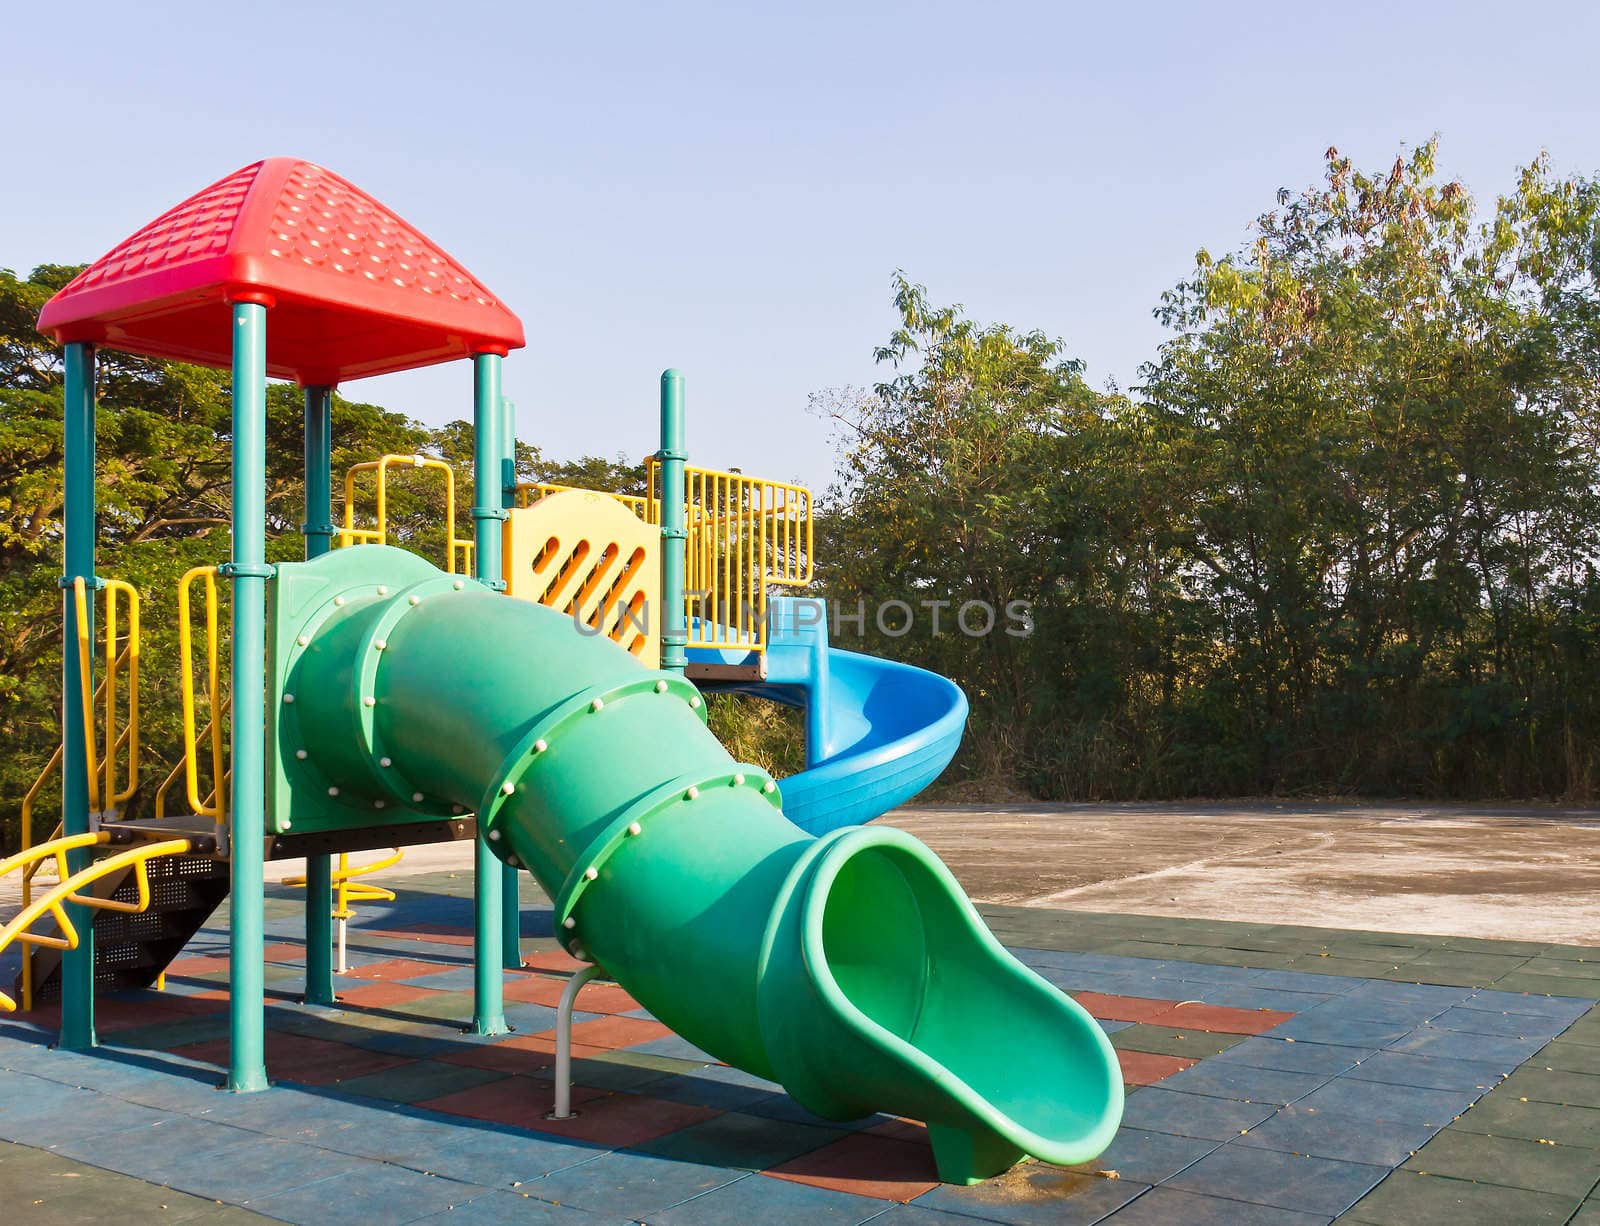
xmin=37 ymin=158 xmax=525 ymax=385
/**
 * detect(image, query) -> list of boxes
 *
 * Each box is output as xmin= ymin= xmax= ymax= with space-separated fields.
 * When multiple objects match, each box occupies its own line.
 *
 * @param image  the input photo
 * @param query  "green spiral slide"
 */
xmin=269 ymin=546 xmax=1123 ymax=1184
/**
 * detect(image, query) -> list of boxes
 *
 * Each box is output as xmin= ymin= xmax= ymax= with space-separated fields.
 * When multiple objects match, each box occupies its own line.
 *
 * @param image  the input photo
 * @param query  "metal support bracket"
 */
xmin=546 ymin=962 xmax=604 ymax=1119
xmin=217 ymin=561 xmax=276 ymax=580
xmin=58 ymin=574 xmax=106 ymax=591
xmin=470 ymin=506 xmax=510 ymax=522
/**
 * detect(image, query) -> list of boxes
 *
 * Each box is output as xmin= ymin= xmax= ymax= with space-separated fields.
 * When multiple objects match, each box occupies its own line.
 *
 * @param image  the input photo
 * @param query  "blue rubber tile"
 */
xmin=629 ymin=1034 xmax=719 ymax=1064
xmin=740 ymin=1095 xmax=882 ymax=1132
xmin=1097 ymin=1019 xmax=1134 ymax=1035
xmin=343 ymin=1027 xmax=464 ymax=1059
xmin=1118 ymin=1087 xmax=1277 ymax=1141
xmin=523 ymin=1150 xmax=743 ymax=1216
xmin=1210 ymin=1037 xmax=1374 ymax=1077
xmin=247 ymin=1159 xmax=488 ymax=1224
xmin=155 ymin=1135 xmax=371 ymax=1203
xmin=1184 ymin=985 xmax=1336 ymax=1013
xmin=1100 ymin=1186 xmax=1331 ymax=1225
xmin=410 ymin=1128 xmax=605 ymax=1186
xmin=1427 ymin=1006 xmax=1566 ymax=1038
xmin=866 ymin=1205 xmax=999 ymax=1225
xmin=1160 ymin=963 xmax=1265 ymax=987
xmin=1385 ymin=1025 xmax=1549 ymax=1066
xmin=1344 ymin=1050 xmax=1507 ymax=1092
xmin=410 ymin=1188 xmax=625 ymax=1222
xmin=1291 ymin=998 xmax=1444 ymax=1027
xmin=650 ymin=1172 xmax=888 ymax=1224
xmin=1291 ymin=1076 xmax=1480 ymax=1125
xmin=1465 ymin=990 xmax=1595 ymax=1023
xmin=1345 ymin=982 xmax=1474 ymax=1010
xmin=16 ymin=1095 xmax=175 ymax=1147
xmin=396 ymin=966 xmax=480 ymax=991
xmin=49 ymin=1113 xmax=260 ymax=1174
xmin=1083 ymin=1127 xmax=1220 ymax=1183
xmin=1155 ymin=1061 xmax=1329 ymax=1106
xmin=1265 ymin=1013 xmax=1411 ymax=1047
xmin=914 ymin=1171 xmax=1150 ymax=1224
xmin=1167 ymin=1143 xmax=1386 ymax=1217
xmin=1247 ymin=969 xmax=1368 ymax=995
xmin=1233 ymin=1103 xmax=1436 ymax=1167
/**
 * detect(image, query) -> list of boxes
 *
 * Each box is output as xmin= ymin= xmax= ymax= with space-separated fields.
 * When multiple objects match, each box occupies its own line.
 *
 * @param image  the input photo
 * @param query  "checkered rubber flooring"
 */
xmin=1 ymin=876 xmax=1598 ymax=1224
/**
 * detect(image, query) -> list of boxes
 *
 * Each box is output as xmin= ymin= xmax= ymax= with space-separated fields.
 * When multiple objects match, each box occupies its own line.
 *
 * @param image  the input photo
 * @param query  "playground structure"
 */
xmin=3 ymin=157 xmax=1123 ymax=1184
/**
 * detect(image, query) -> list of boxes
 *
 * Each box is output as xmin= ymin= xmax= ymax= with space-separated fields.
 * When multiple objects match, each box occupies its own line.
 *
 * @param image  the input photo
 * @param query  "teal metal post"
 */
xmin=470 ymin=352 xmax=508 ymax=1032
xmin=498 ymin=395 xmax=522 ymax=970
xmin=658 ymin=370 xmax=688 ymax=676
xmin=302 ymin=385 xmax=336 ymax=1006
xmin=59 ymin=341 xmax=97 ymax=1051
xmin=226 ymin=299 xmax=271 ymax=1091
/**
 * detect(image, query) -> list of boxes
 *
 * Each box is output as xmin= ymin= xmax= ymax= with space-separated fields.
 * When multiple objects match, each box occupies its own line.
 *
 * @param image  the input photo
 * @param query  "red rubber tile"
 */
xmin=437 ymin=1032 xmax=611 ymax=1074
xmin=557 ymin=1016 xmax=673 ymax=1051
xmin=341 ymin=958 xmax=457 ymax=982
xmin=576 ymin=983 xmax=643 ymax=1014
xmin=518 ymin=1092 xmax=722 ymax=1148
xmin=865 ymin=1117 xmax=929 ymax=1144
xmin=1071 ymin=992 xmax=1183 ymax=1024
xmin=1161 ymin=1002 xmax=1295 ymax=1035
xmin=764 ymin=1131 xmax=940 ymax=1202
xmin=500 ymin=976 xmax=568 ymax=1007
xmin=336 ymin=981 xmax=452 ymax=1009
xmin=263 ymin=942 xmax=306 ymax=964
xmin=87 ymin=997 xmax=226 ymax=1034
xmin=166 ymin=952 xmax=232 ymax=974
xmin=1118 ymin=1050 xmax=1200 ymax=1086
xmin=420 ymin=1074 xmax=610 ymax=1129
xmin=359 ymin=923 xmax=476 ymax=948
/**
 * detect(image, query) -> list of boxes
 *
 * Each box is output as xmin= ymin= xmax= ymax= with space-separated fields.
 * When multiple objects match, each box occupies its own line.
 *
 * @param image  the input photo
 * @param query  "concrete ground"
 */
xmin=264 ymin=800 xmax=1600 ymax=945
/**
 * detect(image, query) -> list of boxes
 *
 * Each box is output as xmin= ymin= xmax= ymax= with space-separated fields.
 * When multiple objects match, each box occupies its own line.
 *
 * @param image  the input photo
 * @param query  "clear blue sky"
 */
xmin=8 ymin=0 xmax=1599 ymax=490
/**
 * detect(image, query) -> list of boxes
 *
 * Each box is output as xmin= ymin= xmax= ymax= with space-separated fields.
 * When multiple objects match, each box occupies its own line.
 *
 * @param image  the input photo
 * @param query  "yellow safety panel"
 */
xmin=504 ymin=490 xmax=661 ymax=668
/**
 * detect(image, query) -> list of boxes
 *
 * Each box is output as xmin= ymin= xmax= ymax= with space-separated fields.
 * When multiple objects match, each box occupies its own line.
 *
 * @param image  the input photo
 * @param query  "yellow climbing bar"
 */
xmin=515 ymin=481 xmax=650 ymax=520
xmin=285 ymin=848 xmax=403 ymax=973
xmin=340 ymin=454 xmax=474 ymax=574
xmin=177 ymin=566 xmax=227 ymax=823
xmin=0 ymin=833 xmax=191 ymax=1012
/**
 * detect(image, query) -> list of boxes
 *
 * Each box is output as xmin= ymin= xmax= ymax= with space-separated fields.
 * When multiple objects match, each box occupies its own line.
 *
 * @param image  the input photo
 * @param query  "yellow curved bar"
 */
xmin=0 ymin=836 xmax=191 ymax=1012
xmin=285 ymin=848 xmax=404 ymax=920
xmin=341 ymin=454 xmax=467 ymax=574
xmin=177 ymin=567 xmax=226 ymax=822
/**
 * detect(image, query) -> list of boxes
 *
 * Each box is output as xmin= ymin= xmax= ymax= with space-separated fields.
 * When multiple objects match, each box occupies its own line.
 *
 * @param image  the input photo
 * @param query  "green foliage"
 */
xmin=821 ymin=144 xmax=1600 ymax=800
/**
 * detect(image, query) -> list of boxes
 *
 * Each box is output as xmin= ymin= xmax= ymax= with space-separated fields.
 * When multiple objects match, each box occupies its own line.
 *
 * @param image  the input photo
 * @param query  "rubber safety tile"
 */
xmin=1167 ymin=1141 xmax=1388 ymax=1217
xmin=524 ymin=1149 xmax=743 ymax=1217
xmin=913 ymin=1164 xmax=1151 ymax=1225
xmin=764 ymin=1130 xmax=940 ymax=1202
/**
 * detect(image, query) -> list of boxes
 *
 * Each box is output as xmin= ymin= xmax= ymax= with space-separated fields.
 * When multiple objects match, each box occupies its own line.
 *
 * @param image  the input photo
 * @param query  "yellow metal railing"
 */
xmin=19 ymin=578 xmax=143 ymax=1008
xmin=175 ymin=566 xmax=228 ymax=827
xmin=285 ymin=848 xmax=403 ymax=972
xmin=340 ymin=454 xmax=474 ymax=574
xmin=0 ymin=833 xmax=191 ymax=1012
xmin=517 ymin=466 xmax=813 ymax=652
xmin=649 ymin=463 xmax=813 ymax=650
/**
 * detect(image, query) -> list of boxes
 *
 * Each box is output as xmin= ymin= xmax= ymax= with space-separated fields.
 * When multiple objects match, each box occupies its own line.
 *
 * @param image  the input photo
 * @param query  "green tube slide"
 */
xmin=272 ymin=547 xmax=1123 ymax=1184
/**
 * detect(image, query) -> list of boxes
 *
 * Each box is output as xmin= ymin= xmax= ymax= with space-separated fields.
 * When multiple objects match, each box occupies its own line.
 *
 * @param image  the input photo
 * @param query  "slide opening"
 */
xmin=811 ymin=832 xmax=1122 ymax=1158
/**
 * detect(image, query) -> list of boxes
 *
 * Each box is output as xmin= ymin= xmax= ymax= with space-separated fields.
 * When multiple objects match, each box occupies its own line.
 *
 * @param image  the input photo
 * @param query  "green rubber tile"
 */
xmin=1531 ymin=1039 xmax=1600 ymax=1075
xmin=1499 ymin=1067 xmax=1600 ymax=1108
xmin=1092 ymin=940 xmax=1190 ymax=961
xmin=1452 ymin=1093 xmax=1600 ymax=1148
xmin=336 ymin=1058 xmax=507 ymax=1104
xmin=1346 ymin=1169 xmax=1581 ymax=1225
xmin=1439 ymin=937 xmax=1555 ymax=958
xmin=1519 ymin=956 xmax=1600 ymax=976
xmin=634 ymin=1109 xmax=838 ymax=1170
xmin=1282 ymin=954 xmax=1409 ymax=978
xmin=1110 ymin=1026 xmax=1248 ymax=1059
xmin=1491 ymin=973 xmax=1600 ymax=998
xmin=1562 ymin=1019 xmax=1600 ymax=1049
xmin=1401 ymin=1127 xmax=1600 ymax=1197
xmin=103 ymin=1015 xmax=231 ymax=1051
xmin=1401 ymin=951 xmax=1533 ymax=975
xmin=1573 ymin=1200 xmax=1600 ymax=1225
xmin=1539 ymin=944 xmax=1600 ymax=963
xmin=1377 ymin=967 xmax=1499 ymax=989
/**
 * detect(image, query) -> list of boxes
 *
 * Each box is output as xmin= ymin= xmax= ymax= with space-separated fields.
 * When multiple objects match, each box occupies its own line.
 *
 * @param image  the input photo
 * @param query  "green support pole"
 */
xmin=226 ymin=299 xmax=270 ymax=1092
xmin=498 ymin=394 xmax=521 ymax=970
xmin=59 ymin=341 xmax=97 ymax=1051
xmin=302 ymin=385 xmax=336 ymax=1006
xmin=470 ymin=352 xmax=508 ymax=1032
xmin=658 ymin=369 xmax=688 ymax=676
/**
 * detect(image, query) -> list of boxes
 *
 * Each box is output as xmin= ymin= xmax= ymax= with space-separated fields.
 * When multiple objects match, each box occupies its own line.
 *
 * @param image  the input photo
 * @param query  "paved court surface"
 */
xmin=2 ymin=868 xmax=1598 ymax=1223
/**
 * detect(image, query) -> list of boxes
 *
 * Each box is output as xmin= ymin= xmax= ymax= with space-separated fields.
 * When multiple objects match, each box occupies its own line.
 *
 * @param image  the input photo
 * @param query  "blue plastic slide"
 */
xmin=687 ymin=597 xmax=968 ymax=833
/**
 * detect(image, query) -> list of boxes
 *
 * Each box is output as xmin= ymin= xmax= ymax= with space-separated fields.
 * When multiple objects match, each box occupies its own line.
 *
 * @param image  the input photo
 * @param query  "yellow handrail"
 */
xmin=0 ymin=834 xmax=191 ymax=1012
xmin=102 ymin=579 xmax=140 ymax=807
xmin=177 ymin=566 xmax=227 ymax=823
xmin=340 ymin=454 xmax=474 ymax=574
xmin=285 ymin=848 xmax=403 ymax=972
